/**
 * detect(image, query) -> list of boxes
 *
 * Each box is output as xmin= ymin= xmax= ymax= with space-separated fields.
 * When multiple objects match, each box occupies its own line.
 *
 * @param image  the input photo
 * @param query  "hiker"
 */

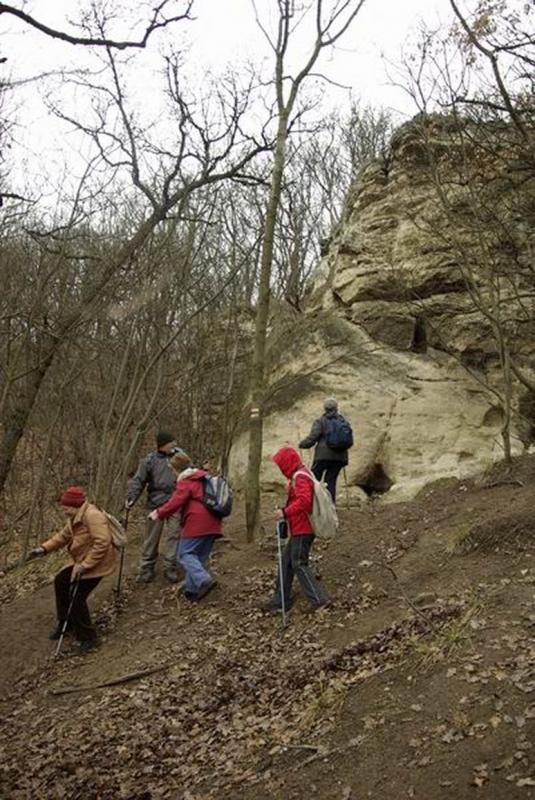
xmin=262 ymin=446 xmax=331 ymax=613
xmin=29 ymin=486 xmax=115 ymax=653
xmin=299 ymin=397 xmax=353 ymax=503
xmin=126 ymin=431 xmax=186 ymax=583
xmin=148 ymin=454 xmax=221 ymax=601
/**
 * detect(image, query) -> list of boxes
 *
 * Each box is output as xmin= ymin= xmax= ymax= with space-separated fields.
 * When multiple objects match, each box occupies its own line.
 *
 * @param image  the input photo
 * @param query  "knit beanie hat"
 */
xmin=324 ymin=397 xmax=338 ymax=411
xmin=169 ymin=450 xmax=192 ymax=473
xmin=156 ymin=431 xmax=175 ymax=449
xmin=60 ymin=486 xmax=87 ymax=508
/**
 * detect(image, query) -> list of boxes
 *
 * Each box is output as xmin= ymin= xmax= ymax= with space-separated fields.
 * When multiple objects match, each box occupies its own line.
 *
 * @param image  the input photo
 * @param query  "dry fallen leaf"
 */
xmin=516 ymin=777 xmax=535 ymax=787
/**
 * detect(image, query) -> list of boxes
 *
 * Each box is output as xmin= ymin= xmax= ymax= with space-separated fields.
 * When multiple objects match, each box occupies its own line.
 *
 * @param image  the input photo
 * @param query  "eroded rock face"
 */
xmin=229 ymin=314 xmax=524 ymax=502
xmin=229 ymin=116 xmax=534 ymax=502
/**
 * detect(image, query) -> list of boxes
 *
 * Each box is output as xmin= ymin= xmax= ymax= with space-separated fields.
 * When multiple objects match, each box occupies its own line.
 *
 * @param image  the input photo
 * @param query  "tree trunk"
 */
xmin=245 ymin=113 xmax=289 ymax=541
xmin=0 ymin=347 xmax=56 ymax=496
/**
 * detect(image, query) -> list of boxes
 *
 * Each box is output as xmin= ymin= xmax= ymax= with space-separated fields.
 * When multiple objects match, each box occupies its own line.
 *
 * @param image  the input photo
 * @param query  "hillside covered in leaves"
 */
xmin=0 ymin=457 xmax=534 ymax=799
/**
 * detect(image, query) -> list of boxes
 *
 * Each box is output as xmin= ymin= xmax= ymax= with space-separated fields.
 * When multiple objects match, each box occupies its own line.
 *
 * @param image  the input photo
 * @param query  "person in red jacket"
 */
xmin=149 ymin=457 xmax=221 ymax=601
xmin=262 ymin=446 xmax=331 ymax=613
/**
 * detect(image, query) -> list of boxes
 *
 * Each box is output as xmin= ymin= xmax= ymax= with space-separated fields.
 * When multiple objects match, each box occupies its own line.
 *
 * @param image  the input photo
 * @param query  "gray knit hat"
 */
xmin=324 ymin=397 xmax=338 ymax=411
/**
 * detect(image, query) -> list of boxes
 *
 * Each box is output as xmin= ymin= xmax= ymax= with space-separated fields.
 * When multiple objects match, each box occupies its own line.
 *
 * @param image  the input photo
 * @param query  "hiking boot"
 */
xmin=259 ymin=600 xmax=291 ymax=614
xmin=164 ymin=567 xmax=179 ymax=584
xmin=49 ymin=621 xmax=71 ymax=640
xmin=304 ymin=600 xmax=332 ymax=614
xmin=78 ymin=640 xmax=98 ymax=654
xmin=136 ymin=571 xmax=155 ymax=584
xmin=194 ymin=578 xmax=218 ymax=601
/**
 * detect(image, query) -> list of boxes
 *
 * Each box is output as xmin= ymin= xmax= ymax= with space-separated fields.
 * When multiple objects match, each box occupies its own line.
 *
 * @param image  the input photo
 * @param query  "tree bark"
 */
xmin=245 ymin=113 xmax=289 ymax=541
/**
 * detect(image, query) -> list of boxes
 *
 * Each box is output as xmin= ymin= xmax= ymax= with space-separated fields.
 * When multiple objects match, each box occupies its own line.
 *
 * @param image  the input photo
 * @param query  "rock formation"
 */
xmin=230 ymin=115 xmax=535 ymax=503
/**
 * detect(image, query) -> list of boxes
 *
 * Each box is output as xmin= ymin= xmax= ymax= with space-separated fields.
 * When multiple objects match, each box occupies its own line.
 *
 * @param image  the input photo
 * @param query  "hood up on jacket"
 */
xmin=272 ymin=446 xmax=304 ymax=479
xmin=177 ymin=467 xmax=207 ymax=482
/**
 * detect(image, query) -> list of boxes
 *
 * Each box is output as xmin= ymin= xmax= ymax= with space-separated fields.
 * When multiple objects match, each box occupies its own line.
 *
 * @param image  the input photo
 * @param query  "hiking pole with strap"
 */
xmin=276 ymin=520 xmax=288 ymax=629
xmin=54 ymin=574 xmax=80 ymax=659
xmin=114 ymin=508 xmax=129 ymax=599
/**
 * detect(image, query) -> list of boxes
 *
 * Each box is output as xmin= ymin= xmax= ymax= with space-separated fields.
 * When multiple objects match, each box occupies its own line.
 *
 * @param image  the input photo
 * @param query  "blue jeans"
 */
xmin=177 ymin=536 xmax=217 ymax=593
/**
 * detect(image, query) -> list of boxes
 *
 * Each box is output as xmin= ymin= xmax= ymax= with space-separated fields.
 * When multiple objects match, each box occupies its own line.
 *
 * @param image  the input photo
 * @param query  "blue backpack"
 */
xmin=323 ymin=415 xmax=354 ymax=451
xmin=202 ymin=475 xmax=233 ymax=518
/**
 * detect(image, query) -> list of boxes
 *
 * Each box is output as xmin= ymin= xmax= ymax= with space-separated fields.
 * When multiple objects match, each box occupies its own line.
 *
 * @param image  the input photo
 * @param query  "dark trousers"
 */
xmin=312 ymin=460 xmax=344 ymax=503
xmin=272 ymin=534 xmax=330 ymax=609
xmin=55 ymin=566 xmax=101 ymax=643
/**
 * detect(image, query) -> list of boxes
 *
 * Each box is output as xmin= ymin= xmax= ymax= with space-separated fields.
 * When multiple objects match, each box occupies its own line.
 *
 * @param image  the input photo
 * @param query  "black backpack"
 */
xmin=323 ymin=415 xmax=354 ymax=451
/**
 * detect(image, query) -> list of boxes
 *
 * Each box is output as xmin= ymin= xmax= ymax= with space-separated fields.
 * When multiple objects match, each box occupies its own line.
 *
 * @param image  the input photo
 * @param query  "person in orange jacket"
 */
xmin=30 ymin=486 xmax=115 ymax=652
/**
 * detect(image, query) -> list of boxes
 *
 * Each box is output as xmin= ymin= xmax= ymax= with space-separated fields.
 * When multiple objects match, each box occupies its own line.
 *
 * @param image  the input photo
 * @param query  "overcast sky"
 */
xmin=5 ymin=0 xmax=454 ymax=107
xmin=190 ymin=0 xmax=451 ymax=112
xmin=1 ymin=0 xmax=459 ymax=195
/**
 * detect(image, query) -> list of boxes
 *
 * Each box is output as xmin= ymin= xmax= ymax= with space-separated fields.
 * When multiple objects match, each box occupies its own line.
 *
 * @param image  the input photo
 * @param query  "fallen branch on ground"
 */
xmin=374 ymin=544 xmax=438 ymax=633
xmin=482 ymin=479 xmax=524 ymax=489
xmin=49 ymin=664 xmax=169 ymax=695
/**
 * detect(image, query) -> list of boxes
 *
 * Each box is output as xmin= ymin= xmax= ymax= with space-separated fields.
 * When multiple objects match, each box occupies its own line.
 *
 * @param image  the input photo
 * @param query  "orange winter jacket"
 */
xmin=42 ymin=502 xmax=116 ymax=579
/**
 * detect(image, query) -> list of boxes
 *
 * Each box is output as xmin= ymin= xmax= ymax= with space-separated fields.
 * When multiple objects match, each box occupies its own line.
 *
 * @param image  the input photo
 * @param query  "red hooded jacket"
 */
xmin=155 ymin=469 xmax=223 ymax=539
xmin=272 ymin=447 xmax=314 ymax=536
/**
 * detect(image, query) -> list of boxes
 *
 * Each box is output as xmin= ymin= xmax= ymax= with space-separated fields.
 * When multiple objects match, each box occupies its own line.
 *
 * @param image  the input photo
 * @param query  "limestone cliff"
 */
xmin=230 ymin=115 xmax=535 ymax=502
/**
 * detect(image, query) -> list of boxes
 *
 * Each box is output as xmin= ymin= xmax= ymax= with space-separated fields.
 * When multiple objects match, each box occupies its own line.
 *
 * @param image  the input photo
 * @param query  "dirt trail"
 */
xmin=0 ymin=457 xmax=534 ymax=799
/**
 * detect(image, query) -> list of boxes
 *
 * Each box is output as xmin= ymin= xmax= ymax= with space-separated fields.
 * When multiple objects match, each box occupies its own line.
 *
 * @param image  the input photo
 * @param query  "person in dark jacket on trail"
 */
xmin=149 ymin=458 xmax=222 ymax=601
xmin=262 ymin=446 xmax=331 ymax=614
xmin=126 ymin=431 xmax=186 ymax=584
xmin=299 ymin=397 xmax=351 ymax=503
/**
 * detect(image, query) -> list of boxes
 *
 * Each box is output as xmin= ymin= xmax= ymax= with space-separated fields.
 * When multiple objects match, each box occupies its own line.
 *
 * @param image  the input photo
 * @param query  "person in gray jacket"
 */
xmin=299 ymin=398 xmax=351 ymax=503
xmin=126 ymin=431 xmax=185 ymax=583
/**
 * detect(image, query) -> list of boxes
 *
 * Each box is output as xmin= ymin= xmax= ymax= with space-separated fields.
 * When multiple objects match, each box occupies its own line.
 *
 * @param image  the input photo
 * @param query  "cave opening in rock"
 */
xmin=358 ymin=463 xmax=393 ymax=496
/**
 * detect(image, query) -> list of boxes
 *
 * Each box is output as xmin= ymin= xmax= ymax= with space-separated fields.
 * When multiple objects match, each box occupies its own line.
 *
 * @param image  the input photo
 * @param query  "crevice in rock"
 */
xmin=349 ymin=275 xmax=467 ymax=303
xmin=410 ymin=315 xmax=428 ymax=353
xmin=460 ymin=349 xmax=493 ymax=370
xmin=358 ymin=463 xmax=393 ymax=496
xmin=331 ymin=289 xmax=351 ymax=309
xmin=518 ymin=391 xmax=535 ymax=444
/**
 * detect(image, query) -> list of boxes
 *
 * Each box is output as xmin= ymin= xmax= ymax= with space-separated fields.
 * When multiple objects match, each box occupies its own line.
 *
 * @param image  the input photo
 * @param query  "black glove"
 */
xmin=276 ymin=520 xmax=288 ymax=539
xmin=28 ymin=546 xmax=46 ymax=559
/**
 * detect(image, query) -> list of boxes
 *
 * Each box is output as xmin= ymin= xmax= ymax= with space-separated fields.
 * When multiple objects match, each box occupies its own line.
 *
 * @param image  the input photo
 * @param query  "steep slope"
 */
xmin=0 ymin=456 xmax=534 ymax=799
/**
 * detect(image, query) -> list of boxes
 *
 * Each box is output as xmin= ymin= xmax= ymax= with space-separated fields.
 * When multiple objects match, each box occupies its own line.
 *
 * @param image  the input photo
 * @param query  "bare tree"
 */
xmin=245 ymin=0 xmax=367 ymax=540
xmin=0 ymin=26 xmax=272 ymax=502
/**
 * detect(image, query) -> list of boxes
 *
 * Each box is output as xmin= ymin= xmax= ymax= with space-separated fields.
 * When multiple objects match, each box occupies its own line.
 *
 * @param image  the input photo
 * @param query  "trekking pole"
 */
xmin=114 ymin=508 xmax=129 ymax=599
xmin=276 ymin=520 xmax=287 ymax=629
xmin=344 ymin=467 xmax=350 ymax=510
xmin=54 ymin=574 xmax=80 ymax=659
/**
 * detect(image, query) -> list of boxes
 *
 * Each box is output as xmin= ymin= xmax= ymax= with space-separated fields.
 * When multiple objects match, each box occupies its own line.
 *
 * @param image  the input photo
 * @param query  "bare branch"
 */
xmin=0 ymin=1 xmax=193 ymax=50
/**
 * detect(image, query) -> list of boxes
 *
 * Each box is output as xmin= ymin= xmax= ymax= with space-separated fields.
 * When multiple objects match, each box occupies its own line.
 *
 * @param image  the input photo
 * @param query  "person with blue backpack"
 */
xmin=299 ymin=397 xmax=353 ymax=503
xmin=149 ymin=451 xmax=232 ymax=601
